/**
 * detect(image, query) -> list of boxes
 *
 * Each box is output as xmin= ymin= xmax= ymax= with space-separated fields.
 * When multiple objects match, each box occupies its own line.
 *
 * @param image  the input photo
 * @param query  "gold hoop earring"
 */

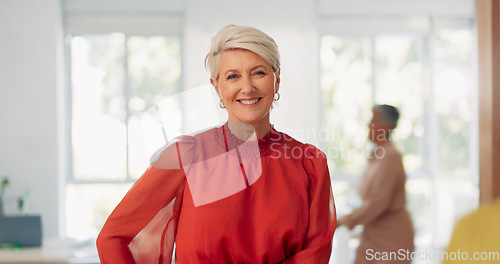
xmin=274 ymin=92 xmax=280 ymax=102
xmin=219 ymin=99 xmax=226 ymax=109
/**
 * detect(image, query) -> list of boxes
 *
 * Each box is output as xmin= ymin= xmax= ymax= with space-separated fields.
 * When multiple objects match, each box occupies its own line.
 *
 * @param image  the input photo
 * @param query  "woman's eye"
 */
xmin=226 ymin=74 xmax=238 ymax=80
xmin=254 ymin=71 xmax=266 ymax=76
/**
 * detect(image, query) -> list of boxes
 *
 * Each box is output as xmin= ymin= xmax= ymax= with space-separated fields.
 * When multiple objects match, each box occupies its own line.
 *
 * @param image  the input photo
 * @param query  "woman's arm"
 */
xmin=283 ymin=144 xmax=336 ymax=264
xmin=337 ymin=150 xmax=403 ymax=229
xmin=96 ymin=137 xmax=195 ymax=263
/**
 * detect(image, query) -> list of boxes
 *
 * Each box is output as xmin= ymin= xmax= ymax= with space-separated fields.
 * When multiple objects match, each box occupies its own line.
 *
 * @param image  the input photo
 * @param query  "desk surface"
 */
xmin=0 ymin=239 xmax=99 ymax=264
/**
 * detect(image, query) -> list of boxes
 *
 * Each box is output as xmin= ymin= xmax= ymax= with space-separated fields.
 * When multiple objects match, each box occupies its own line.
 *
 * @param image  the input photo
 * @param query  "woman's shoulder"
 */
xmin=191 ymin=125 xmax=220 ymax=140
xmin=149 ymin=131 xmax=203 ymax=170
xmin=271 ymin=129 xmax=327 ymax=161
xmin=162 ymin=125 xmax=219 ymax=147
xmin=272 ymin=131 xmax=330 ymax=181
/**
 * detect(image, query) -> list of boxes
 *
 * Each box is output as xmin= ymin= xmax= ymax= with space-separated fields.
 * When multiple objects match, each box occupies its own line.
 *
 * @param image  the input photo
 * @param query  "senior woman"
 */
xmin=97 ymin=25 xmax=336 ymax=263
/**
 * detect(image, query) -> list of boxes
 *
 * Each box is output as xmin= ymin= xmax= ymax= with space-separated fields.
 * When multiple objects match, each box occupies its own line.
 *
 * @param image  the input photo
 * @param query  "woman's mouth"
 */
xmin=238 ymin=98 xmax=261 ymax=105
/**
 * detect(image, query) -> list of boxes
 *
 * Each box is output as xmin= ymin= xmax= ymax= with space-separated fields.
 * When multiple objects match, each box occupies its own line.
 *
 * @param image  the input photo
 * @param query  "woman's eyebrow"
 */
xmin=251 ymin=65 xmax=268 ymax=70
xmin=223 ymin=69 xmax=239 ymax=76
xmin=223 ymin=65 xmax=269 ymax=76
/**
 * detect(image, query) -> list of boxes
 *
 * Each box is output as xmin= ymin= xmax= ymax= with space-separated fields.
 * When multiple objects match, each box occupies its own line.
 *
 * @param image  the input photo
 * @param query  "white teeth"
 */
xmin=239 ymin=98 xmax=259 ymax=105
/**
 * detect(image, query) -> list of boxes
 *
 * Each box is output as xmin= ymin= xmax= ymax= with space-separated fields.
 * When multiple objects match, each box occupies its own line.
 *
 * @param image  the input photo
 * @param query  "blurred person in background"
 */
xmin=337 ymin=104 xmax=414 ymax=264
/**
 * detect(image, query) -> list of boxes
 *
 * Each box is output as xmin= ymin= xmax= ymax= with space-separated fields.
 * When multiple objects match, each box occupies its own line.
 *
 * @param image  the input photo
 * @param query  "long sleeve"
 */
xmin=283 ymin=144 xmax=336 ymax=264
xmin=338 ymin=148 xmax=403 ymax=229
xmin=96 ymin=136 xmax=195 ymax=263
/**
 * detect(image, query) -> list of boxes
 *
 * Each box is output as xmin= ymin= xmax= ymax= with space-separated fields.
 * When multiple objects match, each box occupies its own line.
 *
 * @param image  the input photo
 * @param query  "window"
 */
xmin=321 ymin=20 xmax=477 ymax=263
xmin=66 ymin=33 xmax=182 ymax=239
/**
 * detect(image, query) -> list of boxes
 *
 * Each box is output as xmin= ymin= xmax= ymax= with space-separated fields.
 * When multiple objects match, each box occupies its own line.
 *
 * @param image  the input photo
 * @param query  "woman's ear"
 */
xmin=274 ymin=69 xmax=281 ymax=93
xmin=210 ymin=76 xmax=221 ymax=99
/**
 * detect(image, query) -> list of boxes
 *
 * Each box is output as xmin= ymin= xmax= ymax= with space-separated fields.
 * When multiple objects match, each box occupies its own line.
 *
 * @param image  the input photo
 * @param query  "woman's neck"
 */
xmin=227 ymin=119 xmax=271 ymax=141
xmin=253 ymin=119 xmax=271 ymax=140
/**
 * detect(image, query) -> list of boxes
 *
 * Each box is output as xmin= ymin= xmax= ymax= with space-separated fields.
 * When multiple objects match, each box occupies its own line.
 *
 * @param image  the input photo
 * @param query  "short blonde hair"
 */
xmin=205 ymin=24 xmax=280 ymax=80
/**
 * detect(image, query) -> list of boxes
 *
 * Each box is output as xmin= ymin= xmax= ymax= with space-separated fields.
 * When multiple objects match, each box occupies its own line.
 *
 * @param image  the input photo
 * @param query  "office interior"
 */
xmin=1 ymin=0 xmax=498 ymax=263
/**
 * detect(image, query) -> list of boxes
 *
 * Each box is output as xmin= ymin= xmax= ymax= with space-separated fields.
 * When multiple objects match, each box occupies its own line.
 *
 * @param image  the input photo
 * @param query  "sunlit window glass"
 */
xmin=320 ymin=36 xmax=372 ymax=176
xmin=374 ymin=35 xmax=426 ymax=174
xmin=127 ymin=36 xmax=182 ymax=180
xmin=71 ymin=34 xmax=127 ymax=181
xmin=67 ymin=33 xmax=181 ymax=239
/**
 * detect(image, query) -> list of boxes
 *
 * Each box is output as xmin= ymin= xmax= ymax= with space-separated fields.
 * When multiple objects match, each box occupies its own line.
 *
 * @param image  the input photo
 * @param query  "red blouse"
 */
xmin=97 ymin=124 xmax=336 ymax=263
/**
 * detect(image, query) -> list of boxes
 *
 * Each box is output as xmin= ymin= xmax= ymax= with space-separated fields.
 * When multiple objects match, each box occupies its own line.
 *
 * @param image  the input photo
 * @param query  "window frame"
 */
xmin=64 ymin=32 xmax=183 ymax=185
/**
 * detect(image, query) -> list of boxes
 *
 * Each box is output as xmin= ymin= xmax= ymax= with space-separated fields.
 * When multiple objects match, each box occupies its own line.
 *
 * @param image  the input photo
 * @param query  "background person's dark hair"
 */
xmin=373 ymin=104 xmax=400 ymax=130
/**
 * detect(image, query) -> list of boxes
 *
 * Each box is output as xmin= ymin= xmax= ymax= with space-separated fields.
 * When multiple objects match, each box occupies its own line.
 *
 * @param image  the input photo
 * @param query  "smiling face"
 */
xmin=211 ymin=49 xmax=280 ymax=129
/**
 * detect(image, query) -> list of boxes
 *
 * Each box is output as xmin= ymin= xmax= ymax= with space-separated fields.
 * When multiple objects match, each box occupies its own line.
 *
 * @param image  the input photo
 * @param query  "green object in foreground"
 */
xmin=0 ymin=243 xmax=21 ymax=249
xmin=0 ymin=176 xmax=9 ymax=216
xmin=0 ymin=177 xmax=8 ymax=195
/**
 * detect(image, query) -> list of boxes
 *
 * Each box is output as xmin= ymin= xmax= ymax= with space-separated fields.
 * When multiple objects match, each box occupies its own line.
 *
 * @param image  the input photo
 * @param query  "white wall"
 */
xmin=0 ymin=0 xmax=64 ymax=238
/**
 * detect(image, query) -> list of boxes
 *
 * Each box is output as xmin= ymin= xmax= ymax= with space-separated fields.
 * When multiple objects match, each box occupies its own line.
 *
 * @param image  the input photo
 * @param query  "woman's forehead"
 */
xmin=218 ymin=49 xmax=270 ymax=70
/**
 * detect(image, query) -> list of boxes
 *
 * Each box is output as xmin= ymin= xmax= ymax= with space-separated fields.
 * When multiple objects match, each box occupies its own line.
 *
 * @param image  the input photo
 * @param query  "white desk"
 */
xmin=0 ymin=238 xmax=99 ymax=264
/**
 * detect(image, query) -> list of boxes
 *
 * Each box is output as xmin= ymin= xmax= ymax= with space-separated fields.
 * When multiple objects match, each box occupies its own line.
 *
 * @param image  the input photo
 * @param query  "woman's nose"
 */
xmin=240 ymin=75 xmax=255 ymax=94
